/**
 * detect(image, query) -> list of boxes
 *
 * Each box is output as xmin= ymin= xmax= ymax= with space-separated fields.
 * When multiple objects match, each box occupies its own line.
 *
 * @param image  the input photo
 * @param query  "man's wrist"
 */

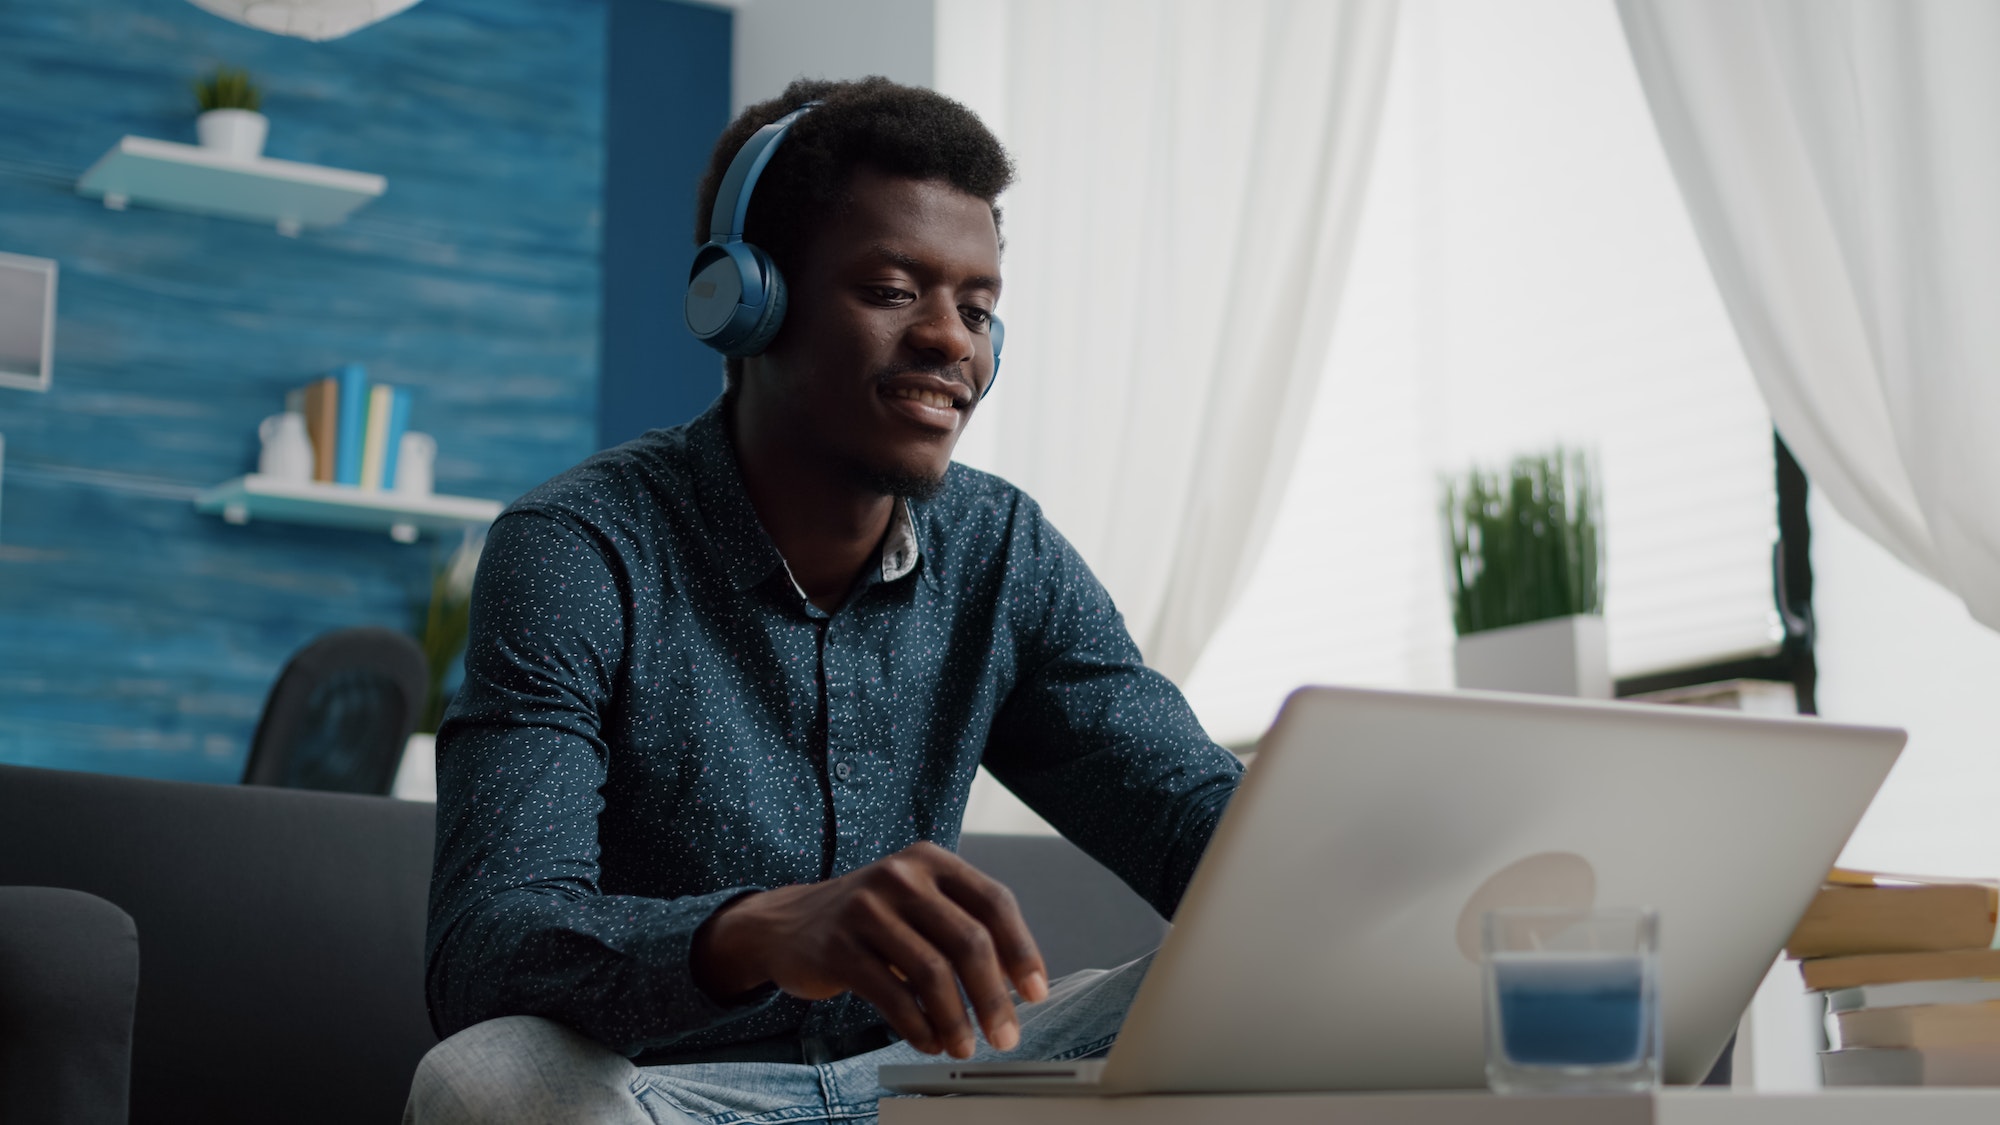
xmin=692 ymin=891 xmax=770 ymax=1003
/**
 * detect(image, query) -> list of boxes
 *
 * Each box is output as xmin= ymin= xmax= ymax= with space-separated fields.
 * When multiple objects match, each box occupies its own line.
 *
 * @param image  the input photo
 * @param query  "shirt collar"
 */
xmin=684 ymin=399 xmax=930 ymax=594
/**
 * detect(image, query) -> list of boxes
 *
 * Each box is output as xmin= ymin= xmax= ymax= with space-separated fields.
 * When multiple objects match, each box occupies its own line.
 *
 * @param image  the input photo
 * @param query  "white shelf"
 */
xmin=195 ymin=475 xmax=502 ymax=543
xmin=77 ymin=136 xmax=386 ymax=235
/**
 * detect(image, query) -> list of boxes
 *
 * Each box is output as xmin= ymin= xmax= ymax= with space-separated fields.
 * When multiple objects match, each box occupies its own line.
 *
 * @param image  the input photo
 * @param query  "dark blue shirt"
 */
xmin=425 ymin=399 xmax=1242 ymax=1057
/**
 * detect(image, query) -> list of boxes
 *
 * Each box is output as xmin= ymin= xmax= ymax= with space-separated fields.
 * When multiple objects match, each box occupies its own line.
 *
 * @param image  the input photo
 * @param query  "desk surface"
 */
xmin=881 ymin=1088 xmax=2000 ymax=1125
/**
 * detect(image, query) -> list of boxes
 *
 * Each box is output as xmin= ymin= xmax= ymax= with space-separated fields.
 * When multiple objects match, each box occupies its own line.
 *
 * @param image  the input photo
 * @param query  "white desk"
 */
xmin=881 ymin=1088 xmax=2000 ymax=1125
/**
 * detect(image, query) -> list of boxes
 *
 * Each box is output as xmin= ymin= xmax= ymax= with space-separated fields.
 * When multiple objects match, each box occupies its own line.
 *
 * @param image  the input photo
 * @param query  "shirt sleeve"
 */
xmin=977 ymin=503 xmax=1243 ymax=920
xmin=424 ymin=509 xmax=778 ymax=1053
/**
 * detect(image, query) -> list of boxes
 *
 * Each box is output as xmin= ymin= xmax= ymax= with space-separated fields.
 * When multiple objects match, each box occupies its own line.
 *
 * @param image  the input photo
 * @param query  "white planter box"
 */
xmin=1453 ymin=613 xmax=1611 ymax=699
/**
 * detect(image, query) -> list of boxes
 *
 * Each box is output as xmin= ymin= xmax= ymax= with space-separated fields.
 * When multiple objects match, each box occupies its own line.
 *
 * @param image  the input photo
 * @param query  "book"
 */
xmin=359 ymin=383 xmax=395 ymax=490
xmin=1833 ymin=1000 xmax=2000 ymax=1049
xmin=381 ymin=386 xmax=412 ymax=490
xmin=1826 ymin=978 xmax=2000 ymax=1014
xmin=1822 ymin=1045 xmax=2000 ymax=1086
xmin=1785 ymin=881 xmax=1997 ymax=959
xmin=1802 ymin=948 xmax=2000 ymax=992
xmin=333 ymin=362 xmax=369 ymax=486
xmin=300 ymin=377 xmax=338 ymax=482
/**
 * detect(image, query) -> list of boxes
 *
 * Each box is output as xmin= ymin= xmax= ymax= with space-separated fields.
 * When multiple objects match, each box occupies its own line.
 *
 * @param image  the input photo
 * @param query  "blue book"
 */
xmin=332 ymin=362 xmax=369 ymax=486
xmin=381 ymin=387 xmax=412 ymax=490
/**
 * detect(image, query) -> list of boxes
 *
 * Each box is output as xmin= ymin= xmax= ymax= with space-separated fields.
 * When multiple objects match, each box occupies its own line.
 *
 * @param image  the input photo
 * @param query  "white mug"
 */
xmin=394 ymin=431 xmax=436 ymax=496
xmin=257 ymin=411 xmax=314 ymax=481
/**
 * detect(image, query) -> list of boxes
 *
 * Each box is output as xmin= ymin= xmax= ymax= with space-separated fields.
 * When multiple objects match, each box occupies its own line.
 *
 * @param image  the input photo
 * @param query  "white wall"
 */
xmin=1816 ymin=490 xmax=2000 ymax=877
xmin=732 ymin=0 xmax=934 ymax=111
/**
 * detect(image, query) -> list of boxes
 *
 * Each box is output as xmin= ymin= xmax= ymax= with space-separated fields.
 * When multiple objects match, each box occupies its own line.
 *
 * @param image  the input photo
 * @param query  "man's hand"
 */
xmin=690 ymin=841 xmax=1050 ymax=1058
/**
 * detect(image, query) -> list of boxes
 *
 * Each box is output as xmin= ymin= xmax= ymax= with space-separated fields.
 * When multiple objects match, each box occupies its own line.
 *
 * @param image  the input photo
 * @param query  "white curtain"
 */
xmin=1616 ymin=0 xmax=2000 ymax=633
xmin=949 ymin=0 xmax=1400 ymax=680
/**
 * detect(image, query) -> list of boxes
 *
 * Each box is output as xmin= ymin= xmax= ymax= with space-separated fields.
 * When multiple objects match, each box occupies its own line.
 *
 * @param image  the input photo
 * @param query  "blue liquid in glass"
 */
xmin=1493 ymin=953 xmax=1646 ymax=1067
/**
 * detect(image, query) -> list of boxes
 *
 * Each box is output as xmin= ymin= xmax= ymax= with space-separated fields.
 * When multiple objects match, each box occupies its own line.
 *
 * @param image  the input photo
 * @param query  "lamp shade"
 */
xmin=185 ymin=0 xmax=423 ymax=42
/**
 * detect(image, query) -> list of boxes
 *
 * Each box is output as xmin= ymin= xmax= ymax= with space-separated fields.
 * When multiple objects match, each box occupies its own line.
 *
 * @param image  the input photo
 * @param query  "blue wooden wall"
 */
xmin=600 ymin=0 xmax=734 ymax=446
xmin=0 ymin=0 xmax=612 ymax=782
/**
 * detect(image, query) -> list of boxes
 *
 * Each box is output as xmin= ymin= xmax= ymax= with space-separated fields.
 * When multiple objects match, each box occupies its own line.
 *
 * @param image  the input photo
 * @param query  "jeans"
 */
xmin=404 ymin=951 xmax=1151 ymax=1125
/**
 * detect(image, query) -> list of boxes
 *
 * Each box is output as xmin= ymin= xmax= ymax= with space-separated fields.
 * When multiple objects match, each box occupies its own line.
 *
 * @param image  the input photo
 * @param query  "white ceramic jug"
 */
xmin=394 ymin=431 xmax=436 ymax=496
xmin=257 ymin=411 xmax=314 ymax=481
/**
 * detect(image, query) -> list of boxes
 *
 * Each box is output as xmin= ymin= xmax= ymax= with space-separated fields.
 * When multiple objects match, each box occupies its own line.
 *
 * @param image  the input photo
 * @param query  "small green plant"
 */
xmin=411 ymin=533 xmax=482 ymax=733
xmin=1440 ymin=447 xmax=1604 ymax=637
xmin=193 ymin=67 xmax=262 ymax=113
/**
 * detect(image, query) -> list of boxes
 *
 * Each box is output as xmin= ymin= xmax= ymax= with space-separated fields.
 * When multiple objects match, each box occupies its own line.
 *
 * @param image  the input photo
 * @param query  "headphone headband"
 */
xmin=709 ymin=102 xmax=817 ymax=244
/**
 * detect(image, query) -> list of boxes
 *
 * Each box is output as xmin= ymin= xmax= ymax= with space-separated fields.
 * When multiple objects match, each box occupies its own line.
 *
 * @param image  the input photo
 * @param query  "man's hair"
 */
xmin=693 ymin=76 xmax=1015 ymax=393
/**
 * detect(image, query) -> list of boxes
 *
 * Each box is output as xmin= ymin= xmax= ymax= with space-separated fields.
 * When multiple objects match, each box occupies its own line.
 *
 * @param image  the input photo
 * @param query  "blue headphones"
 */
xmin=683 ymin=103 xmax=1004 ymax=397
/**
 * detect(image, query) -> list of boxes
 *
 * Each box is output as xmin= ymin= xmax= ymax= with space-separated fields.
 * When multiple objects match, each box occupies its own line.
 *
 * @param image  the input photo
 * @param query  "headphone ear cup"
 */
xmin=736 ymin=247 xmax=788 ymax=357
xmin=980 ymin=313 xmax=1004 ymax=400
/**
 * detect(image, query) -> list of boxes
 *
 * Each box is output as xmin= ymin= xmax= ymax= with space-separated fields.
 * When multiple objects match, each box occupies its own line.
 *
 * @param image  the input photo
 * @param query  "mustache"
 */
xmin=874 ymin=361 xmax=976 ymax=400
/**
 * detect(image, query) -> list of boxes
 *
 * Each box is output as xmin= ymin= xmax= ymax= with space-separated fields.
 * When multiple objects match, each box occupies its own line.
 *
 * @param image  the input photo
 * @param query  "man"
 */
xmin=406 ymin=77 xmax=1242 ymax=1124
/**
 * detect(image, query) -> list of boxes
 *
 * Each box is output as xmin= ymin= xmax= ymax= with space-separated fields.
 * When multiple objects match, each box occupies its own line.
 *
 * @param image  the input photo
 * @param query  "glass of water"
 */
xmin=1482 ymin=906 xmax=1661 ymax=1095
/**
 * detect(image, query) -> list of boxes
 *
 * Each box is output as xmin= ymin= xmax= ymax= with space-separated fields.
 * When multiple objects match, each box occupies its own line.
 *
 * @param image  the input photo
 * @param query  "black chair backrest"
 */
xmin=242 ymin=626 xmax=429 ymax=794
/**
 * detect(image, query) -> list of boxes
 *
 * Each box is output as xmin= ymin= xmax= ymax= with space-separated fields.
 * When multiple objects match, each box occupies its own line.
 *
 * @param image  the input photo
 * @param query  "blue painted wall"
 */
xmin=0 ymin=0 xmax=608 ymax=782
xmin=600 ymin=0 xmax=734 ymax=446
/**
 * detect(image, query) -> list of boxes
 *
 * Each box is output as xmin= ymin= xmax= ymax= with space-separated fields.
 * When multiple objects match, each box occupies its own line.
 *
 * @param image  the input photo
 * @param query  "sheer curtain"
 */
xmin=947 ymin=0 xmax=1400 ymax=680
xmin=939 ymin=0 xmax=1399 ymax=832
xmin=1617 ymin=0 xmax=2000 ymax=633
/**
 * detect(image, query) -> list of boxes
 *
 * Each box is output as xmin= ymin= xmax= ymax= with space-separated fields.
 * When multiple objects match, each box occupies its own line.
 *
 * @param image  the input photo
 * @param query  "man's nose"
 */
xmin=905 ymin=295 xmax=975 ymax=366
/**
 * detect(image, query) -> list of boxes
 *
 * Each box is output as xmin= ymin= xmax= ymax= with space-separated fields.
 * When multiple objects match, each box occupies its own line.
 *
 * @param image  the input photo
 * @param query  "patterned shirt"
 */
xmin=425 ymin=398 xmax=1243 ymax=1058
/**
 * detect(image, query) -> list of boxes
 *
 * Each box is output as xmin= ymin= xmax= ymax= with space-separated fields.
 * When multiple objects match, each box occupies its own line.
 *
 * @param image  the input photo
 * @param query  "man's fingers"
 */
xmin=846 ymin=956 xmax=938 ymax=1055
xmin=937 ymin=863 xmax=1049 ymax=1005
xmin=904 ymin=891 xmax=1023 ymax=1052
xmin=866 ymin=919 xmax=980 ymax=1059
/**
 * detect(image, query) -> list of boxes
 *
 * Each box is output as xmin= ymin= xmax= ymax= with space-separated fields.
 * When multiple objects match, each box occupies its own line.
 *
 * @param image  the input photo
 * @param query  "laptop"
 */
xmin=880 ymin=684 xmax=1904 ymax=1095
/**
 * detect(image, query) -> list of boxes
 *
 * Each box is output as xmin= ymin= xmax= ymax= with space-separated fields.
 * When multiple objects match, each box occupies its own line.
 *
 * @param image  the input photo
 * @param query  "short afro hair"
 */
xmin=693 ymin=76 xmax=1015 ymax=393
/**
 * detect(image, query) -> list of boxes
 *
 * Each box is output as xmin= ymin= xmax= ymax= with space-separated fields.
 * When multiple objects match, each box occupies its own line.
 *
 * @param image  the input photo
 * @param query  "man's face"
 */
xmin=752 ymin=166 xmax=1002 ymax=499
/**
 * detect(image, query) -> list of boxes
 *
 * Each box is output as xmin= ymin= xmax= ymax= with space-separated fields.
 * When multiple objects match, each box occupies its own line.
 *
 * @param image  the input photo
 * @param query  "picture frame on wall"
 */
xmin=0 ymin=250 xmax=57 ymax=393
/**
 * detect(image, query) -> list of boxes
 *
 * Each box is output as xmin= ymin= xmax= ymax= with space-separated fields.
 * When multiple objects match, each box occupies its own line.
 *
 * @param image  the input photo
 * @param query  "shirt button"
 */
xmin=834 ymin=760 xmax=853 ymax=782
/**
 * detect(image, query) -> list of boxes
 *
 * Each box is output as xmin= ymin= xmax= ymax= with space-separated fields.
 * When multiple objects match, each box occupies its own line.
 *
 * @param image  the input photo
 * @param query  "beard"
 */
xmin=856 ymin=461 xmax=948 ymax=502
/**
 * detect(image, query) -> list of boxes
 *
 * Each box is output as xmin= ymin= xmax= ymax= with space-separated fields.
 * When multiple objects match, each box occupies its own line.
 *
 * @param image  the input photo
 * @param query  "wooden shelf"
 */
xmin=77 ymin=136 xmax=386 ymax=235
xmin=195 ymin=475 xmax=502 ymax=543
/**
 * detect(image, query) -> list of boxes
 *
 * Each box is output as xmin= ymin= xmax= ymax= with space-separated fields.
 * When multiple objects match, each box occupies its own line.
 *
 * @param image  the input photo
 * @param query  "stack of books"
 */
xmin=1786 ymin=868 xmax=2000 ymax=1086
xmin=284 ymin=362 xmax=413 ymax=490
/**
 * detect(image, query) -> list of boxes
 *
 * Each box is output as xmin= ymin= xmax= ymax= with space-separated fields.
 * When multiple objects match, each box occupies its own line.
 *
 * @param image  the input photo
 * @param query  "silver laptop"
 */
xmin=881 ymin=684 xmax=1904 ymax=1095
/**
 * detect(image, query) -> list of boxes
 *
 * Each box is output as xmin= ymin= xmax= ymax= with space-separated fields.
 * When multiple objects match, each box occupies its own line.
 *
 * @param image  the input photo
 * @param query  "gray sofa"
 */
xmin=0 ymin=762 xmax=1167 ymax=1125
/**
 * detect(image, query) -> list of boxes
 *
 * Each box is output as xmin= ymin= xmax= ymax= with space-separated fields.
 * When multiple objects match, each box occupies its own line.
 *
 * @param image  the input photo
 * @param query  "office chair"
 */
xmin=241 ymin=627 xmax=429 ymax=795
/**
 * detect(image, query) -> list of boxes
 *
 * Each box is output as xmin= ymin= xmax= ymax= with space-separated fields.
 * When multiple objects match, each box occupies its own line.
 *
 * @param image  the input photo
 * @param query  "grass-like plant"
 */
xmin=193 ymin=66 xmax=262 ymax=113
xmin=1441 ymin=447 xmax=1604 ymax=637
xmin=411 ymin=534 xmax=482 ymax=733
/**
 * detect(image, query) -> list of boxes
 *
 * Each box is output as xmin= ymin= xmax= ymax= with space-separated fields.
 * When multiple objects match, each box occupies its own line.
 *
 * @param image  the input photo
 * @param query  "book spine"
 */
xmin=333 ymin=363 xmax=369 ymax=486
xmin=382 ymin=387 xmax=412 ymax=490
xmin=360 ymin=383 xmax=395 ymax=491
xmin=303 ymin=377 xmax=338 ymax=483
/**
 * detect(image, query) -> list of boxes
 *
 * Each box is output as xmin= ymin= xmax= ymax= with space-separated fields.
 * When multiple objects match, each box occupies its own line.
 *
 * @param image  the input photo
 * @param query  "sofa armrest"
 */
xmin=0 ymin=886 xmax=139 ymax=1125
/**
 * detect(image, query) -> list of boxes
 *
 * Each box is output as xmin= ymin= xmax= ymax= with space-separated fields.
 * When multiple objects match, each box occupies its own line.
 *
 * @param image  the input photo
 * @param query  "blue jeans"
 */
xmin=404 ymin=951 xmax=1151 ymax=1125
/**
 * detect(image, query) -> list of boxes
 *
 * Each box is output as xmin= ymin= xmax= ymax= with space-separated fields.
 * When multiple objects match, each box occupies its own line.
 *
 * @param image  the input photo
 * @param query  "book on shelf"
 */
xmin=299 ymin=376 xmax=338 ymax=482
xmin=1826 ymin=977 xmax=2000 ymax=1013
xmin=1786 ymin=877 xmax=1997 ymax=959
xmin=381 ymin=384 xmax=411 ymax=489
xmin=1822 ymin=1045 xmax=2000 ymax=1087
xmin=1832 ymin=999 xmax=2000 ymax=1049
xmin=1802 ymin=948 xmax=2000 ymax=992
xmin=359 ymin=383 xmax=395 ymax=490
xmin=334 ymin=362 xmax=370 ymax=486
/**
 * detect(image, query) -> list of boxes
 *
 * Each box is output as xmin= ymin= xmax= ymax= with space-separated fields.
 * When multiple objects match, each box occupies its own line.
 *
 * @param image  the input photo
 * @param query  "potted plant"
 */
xmin=193 ymin=66 xmax=268 ymax=159
xmin=1440 ymin=447 xmax=1609 ymax=698
xmin=395 ymin=532 xmax=481 ymax=798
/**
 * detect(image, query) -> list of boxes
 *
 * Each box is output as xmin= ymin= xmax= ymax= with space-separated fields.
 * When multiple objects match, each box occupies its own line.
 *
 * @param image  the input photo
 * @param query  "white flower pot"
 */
xmin=392 ymin=732 xmax=437 ymax=802
xmin=1453 ymin=613 xmax=1611 ymax=699
xmin=196 ymin=109 xmax=269 ymax=159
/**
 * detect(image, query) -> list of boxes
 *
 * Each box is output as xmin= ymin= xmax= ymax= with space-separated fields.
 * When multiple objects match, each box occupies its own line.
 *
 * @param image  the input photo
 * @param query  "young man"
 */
xmin=405 ymin=78 xmax=1241 ymax=1125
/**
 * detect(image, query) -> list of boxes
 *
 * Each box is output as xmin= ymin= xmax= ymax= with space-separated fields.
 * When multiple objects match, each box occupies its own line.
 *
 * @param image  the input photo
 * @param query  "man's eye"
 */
xmin=960 ymin=306 xmax=993 ymax=330
xmin=868 ymin=287 xmax=913 ymax=304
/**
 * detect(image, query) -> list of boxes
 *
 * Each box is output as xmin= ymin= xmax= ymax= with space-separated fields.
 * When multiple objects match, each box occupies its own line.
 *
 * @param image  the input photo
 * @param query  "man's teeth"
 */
xmin=888 ymin=387 xmax=957 ymax=409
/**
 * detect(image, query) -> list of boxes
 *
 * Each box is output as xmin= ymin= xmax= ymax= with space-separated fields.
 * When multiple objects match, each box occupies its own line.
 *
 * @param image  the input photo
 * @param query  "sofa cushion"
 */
xmin=0 ymin=886 xmax=139 ymax=1125
xmin=0 ymin=763 xmax=436 ymax=1125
